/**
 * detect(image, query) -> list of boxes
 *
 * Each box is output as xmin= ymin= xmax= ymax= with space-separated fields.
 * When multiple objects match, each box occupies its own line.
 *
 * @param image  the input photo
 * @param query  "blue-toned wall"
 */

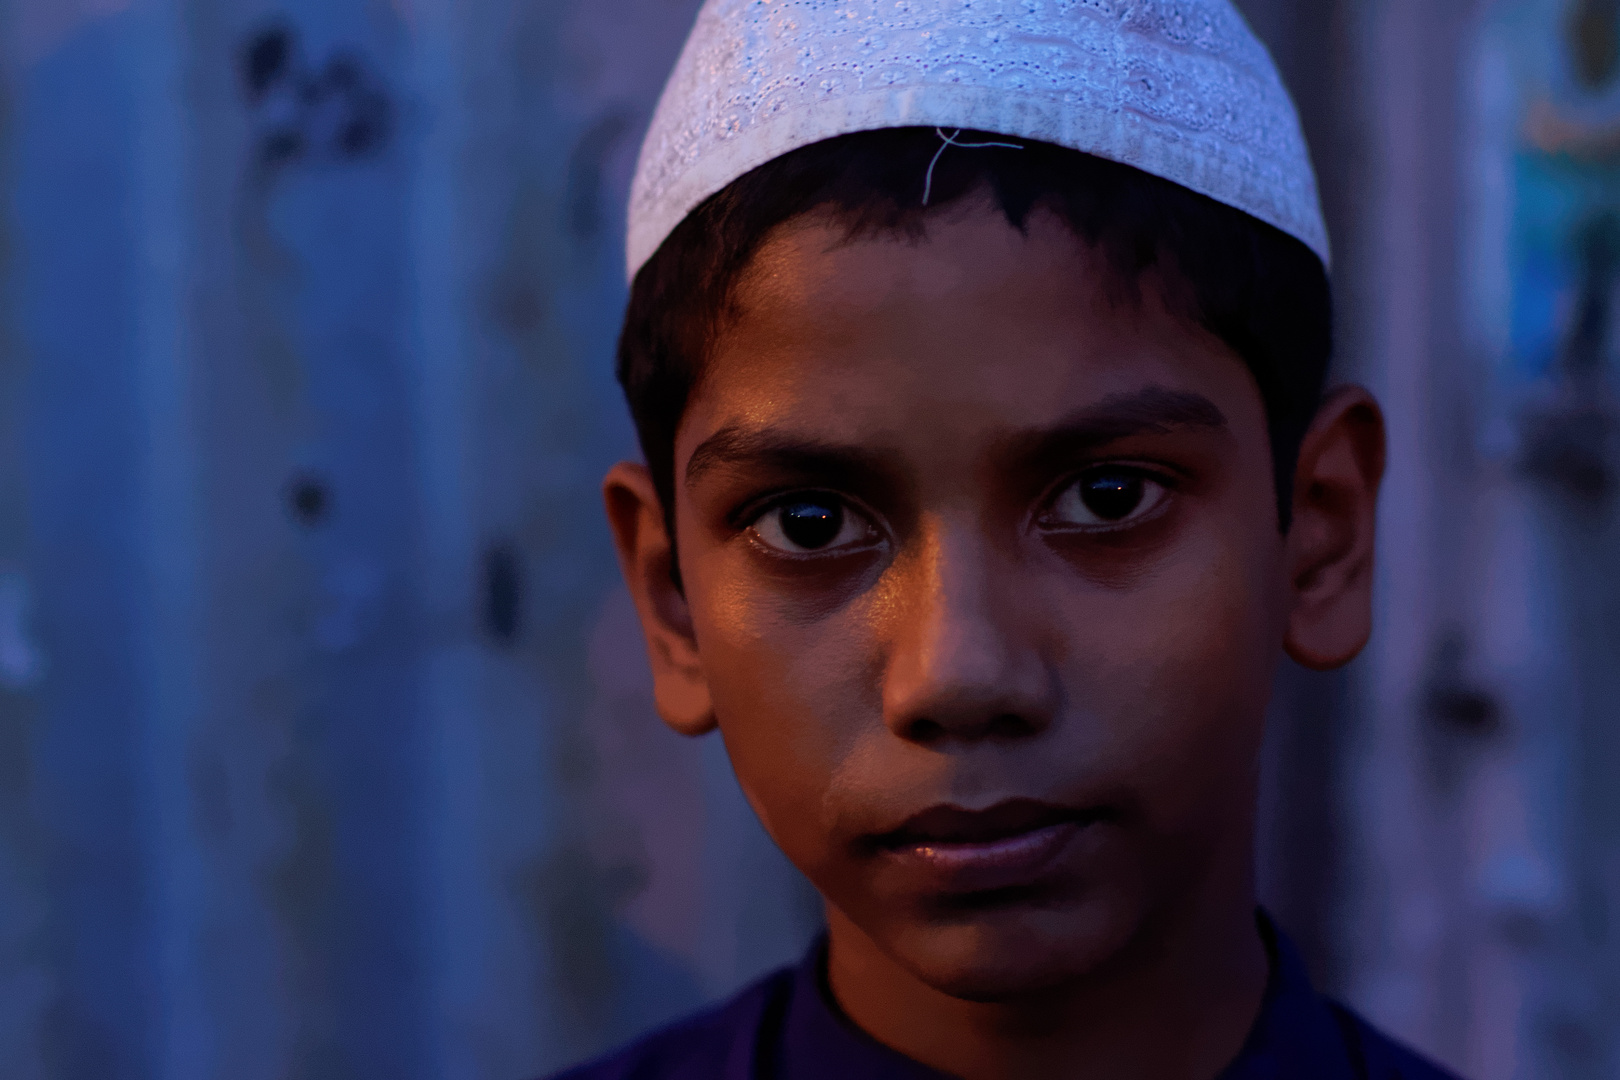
xmin=0 ymin=2 xmax=822 ymax=1077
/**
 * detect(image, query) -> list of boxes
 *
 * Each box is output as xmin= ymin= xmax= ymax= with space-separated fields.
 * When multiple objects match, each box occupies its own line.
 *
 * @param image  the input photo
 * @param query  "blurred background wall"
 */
xmin=0 ymin=1 xmax=1614 ymax=1078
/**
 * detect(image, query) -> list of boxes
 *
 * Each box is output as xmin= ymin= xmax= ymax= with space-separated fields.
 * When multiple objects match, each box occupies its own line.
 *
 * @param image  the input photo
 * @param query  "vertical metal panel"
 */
xmin=0 ymin=1 xmax=824 ymax=1076
xmin=16 ymin=10 xmax=161 ymax=1077
xmin=0 ymin=4 xmax=50 ymax=1079
xmin=129 ymin=0 xmax=205 ymax=1076
xmin=1345 ymin=0 xmax=1620 ymax=1077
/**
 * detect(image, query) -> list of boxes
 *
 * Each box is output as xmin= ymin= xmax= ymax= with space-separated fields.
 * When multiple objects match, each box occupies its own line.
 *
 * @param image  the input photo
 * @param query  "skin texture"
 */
xmin=604 ymin=201 xmax=1386 ymax=1080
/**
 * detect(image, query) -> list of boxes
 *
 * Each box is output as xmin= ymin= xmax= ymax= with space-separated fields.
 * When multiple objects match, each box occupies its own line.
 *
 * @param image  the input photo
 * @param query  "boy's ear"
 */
xmin=602 ymin=462 xmax=718 ymax=736
xmin=1283 ymin=386 xmax=1387 ymax=671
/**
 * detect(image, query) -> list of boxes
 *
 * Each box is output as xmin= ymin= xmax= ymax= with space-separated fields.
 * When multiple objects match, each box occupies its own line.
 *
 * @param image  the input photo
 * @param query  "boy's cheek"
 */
xmin=1088 ymin=542 xmax=1280 ymax=732
xmin=697 ymin=606 xmax=880 ymax=859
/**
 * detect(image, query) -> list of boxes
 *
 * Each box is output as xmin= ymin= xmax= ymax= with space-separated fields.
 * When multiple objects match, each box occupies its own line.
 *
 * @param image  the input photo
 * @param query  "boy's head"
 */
xmin=605 ymin=0 xmax=1384 ymax=1003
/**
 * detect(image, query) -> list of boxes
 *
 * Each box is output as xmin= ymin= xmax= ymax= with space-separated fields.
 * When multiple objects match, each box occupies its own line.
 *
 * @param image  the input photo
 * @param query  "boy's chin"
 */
xmin=884 ymin=897 xmax=1142 ymax=1002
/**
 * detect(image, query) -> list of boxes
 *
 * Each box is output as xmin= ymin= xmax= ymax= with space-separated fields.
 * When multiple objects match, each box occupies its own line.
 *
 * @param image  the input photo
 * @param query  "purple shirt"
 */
xmin=549 ymin=916 xmax=1465 ymax=1080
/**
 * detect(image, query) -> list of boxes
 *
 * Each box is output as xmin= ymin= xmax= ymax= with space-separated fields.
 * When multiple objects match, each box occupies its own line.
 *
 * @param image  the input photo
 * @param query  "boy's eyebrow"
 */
xmin=685 ymin=426 xmax=898 ymax=488
xmin=684 ymin=386 xmax=1227 ymax=486
xmin=1001 ymin=386 xmax=1228 ymax=463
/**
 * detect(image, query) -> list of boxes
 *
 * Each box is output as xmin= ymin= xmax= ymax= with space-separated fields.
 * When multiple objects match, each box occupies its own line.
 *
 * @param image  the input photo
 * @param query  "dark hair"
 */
xmin=617 ymin=127 xmax=1331 ymax=557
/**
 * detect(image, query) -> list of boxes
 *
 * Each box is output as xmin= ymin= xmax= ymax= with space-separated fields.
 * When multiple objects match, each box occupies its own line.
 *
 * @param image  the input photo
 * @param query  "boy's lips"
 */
xmin=868 ymin=798 xmax=1112 ymax=895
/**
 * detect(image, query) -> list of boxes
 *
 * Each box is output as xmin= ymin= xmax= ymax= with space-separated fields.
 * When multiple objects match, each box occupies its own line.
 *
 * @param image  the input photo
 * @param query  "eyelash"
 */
xmin=1035 ymin=464 xmax=1180 ymax=533
xmin=739 ymin=490 xmax=884 ymax=556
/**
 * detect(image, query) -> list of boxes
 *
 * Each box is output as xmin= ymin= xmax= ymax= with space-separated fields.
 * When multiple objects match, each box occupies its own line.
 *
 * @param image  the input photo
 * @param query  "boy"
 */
xmin=564 ymin=1 xmax=1462 ymax=1077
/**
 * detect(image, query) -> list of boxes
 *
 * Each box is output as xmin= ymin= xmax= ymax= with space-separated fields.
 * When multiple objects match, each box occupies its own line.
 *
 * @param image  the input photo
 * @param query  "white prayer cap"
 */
xmin=627 ymin=0 xmax=1329 ymax=280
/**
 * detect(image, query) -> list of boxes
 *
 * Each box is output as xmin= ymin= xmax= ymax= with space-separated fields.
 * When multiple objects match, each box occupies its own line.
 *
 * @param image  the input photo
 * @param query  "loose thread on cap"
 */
xmin=921 ymin=127 xmax=1026 ymax=206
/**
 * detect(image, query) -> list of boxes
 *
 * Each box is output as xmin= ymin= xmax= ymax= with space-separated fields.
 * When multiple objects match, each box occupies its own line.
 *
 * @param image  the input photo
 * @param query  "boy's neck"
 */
xmin=824 ymin=872 xmax=1268 ymax=1080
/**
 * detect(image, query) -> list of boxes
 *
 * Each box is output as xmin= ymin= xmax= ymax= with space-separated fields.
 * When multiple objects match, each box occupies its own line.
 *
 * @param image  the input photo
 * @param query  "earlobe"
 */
xmin=1283 ymin=386 xmax=1387 ymax=671
xmin=602 ymin=462 xmax=719 ymax=736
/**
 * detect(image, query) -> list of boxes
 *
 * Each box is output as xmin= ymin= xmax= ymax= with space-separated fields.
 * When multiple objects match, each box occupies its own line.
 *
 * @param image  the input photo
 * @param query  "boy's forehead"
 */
xmin=629 ymin=0 xmax=1329 ymax=280
xmin=735 ymin=203 xmax=1105 ymax=315
xmin=723 ymin=208 xmax=1203 ymax=371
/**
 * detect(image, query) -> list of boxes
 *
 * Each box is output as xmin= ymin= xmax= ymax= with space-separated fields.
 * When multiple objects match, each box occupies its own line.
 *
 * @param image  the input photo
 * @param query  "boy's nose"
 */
xmin=879 ymin=519 xmax=1058 ymax=745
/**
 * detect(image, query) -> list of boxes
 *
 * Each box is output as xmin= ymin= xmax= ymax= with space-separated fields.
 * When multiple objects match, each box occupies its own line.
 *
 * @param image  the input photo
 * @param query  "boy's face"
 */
xmin=607 ymin=202 xmax=1381 ymax=1000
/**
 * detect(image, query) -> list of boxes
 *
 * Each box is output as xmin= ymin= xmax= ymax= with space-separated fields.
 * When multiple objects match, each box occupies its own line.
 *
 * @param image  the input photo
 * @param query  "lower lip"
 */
xmin=881 ymin=821 xmax=1084 ymax=893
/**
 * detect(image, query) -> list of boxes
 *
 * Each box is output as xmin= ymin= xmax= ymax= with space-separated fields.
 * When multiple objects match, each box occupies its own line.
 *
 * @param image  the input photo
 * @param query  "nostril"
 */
xmin=899 ymin=712 xmax=1039 ymax=743
xmin=905 ymin=717 xmax=946 ymax=743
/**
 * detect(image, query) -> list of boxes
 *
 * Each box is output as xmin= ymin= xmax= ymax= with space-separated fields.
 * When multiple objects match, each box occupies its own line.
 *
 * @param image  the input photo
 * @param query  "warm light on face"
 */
xmin=667 ymin=205 xmax=1292 ymax=999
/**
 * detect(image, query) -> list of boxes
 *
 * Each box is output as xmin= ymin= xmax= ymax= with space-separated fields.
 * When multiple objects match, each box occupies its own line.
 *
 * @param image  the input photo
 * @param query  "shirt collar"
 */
xmin=773 ymin=912 xmax=1360 ymax=1080
xmin=1217 ymin=912 xmax=1362 ymax=1080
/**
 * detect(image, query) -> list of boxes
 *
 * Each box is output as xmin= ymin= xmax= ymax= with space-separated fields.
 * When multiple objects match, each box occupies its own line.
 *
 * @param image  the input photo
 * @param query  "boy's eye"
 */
xmin=1043 ymin=469 xmax=1170 ymax=529
xmin=749 ymin=497 xmax=874 ymax=554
